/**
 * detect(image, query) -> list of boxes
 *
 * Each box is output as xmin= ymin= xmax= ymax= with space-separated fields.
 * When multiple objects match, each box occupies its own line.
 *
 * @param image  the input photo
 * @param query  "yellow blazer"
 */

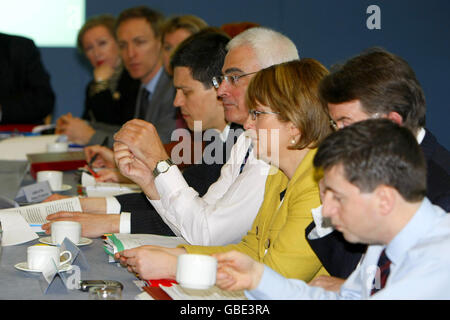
xmin=181 ymin=148 xmax=327 ymax=282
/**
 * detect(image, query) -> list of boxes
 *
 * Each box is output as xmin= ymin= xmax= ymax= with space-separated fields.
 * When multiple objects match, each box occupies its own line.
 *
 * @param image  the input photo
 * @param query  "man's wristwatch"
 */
xmin=152 ymin=159 xmax=174 ymax=178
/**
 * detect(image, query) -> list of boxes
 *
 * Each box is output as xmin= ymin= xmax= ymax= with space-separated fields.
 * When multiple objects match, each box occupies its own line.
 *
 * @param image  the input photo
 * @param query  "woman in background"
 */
xmin=56 ymin=14 xmax=140 ymax=145
xmin=160 ymin=15 xmax=208 ymax=75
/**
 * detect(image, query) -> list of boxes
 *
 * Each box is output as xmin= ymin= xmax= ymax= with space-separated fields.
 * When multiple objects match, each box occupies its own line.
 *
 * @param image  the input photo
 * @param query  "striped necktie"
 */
xmin=371 ymin=248 xmax=391 ymax=295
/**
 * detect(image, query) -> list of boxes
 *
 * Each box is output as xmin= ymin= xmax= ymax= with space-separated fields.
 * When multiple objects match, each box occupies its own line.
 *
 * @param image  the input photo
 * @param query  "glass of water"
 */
xmin=88 ymin=286 xmax=122 ymax=300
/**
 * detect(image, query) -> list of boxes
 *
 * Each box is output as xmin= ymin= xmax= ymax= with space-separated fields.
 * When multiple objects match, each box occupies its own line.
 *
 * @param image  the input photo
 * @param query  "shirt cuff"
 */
xmin=245 ymin=266 xmax=282 ymax=300
xmin=154 ymin=165 xmax=189 ymax=206
xmin=119 ymin=212 xmax=131 ymax=234
xmin=105 ymin=196 xmax=121 ymax=214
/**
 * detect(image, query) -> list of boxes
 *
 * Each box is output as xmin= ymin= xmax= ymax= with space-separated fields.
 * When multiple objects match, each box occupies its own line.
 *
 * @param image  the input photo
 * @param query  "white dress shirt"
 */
xmin=147 ymin=132 xmax=271 ymax=246
xmin=105 ymin=124 xmax=236 ymax=234
xmin=247 ymin=198 xmax=450 ymax=300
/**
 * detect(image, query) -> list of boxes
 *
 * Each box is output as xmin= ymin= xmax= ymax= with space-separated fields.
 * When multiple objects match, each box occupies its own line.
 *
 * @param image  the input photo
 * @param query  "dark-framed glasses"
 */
xmin=212 ymin=71 xmax=258 ymax=89
xmin=249 ymin=109 xmax=280 ymax=121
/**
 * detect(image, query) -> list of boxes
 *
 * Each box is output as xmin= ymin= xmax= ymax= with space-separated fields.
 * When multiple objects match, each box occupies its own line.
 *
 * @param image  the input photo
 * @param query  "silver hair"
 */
xmin=226 ymin=27 xmax=299 ymax=69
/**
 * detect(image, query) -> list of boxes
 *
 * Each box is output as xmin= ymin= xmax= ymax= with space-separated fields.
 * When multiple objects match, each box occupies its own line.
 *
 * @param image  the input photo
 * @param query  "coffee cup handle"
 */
xmin=59 ymin=250 xmax=72 ymax=266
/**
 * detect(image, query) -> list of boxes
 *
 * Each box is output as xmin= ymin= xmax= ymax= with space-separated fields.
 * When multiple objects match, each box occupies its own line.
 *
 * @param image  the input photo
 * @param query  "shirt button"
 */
xmin=256 ymin=226 xmax=259 ymax=235
xmin=265 ymin=239 xmax=270 ymax=249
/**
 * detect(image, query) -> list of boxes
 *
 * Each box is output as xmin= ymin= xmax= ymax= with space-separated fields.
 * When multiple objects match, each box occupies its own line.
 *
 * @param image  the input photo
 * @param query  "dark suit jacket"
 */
xmin=134 ymin=69 xmax=176 ymax=144
xmin=421 ymin=129 xmax=450 ymax=212
xmin=87 ymin=68 xmax=176 ymax=147
xmin=306 ymin=129 xmax=450 ymax=278
xmin=116 ymin=123 xmax=243 ymax=235
xmin=0 ymin=33 xmax=54 ymax=124
xmin=82 ymin=68 xmax=140 ymax=125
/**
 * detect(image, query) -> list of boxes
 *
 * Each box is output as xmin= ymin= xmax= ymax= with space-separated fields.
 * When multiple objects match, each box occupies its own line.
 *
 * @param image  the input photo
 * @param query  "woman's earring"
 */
xmin=291 ymin=138 xmax=296 ymax=145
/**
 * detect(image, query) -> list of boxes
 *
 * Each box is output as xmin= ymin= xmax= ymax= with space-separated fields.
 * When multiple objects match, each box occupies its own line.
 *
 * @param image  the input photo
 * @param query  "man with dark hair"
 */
xmin=305 ymin=48 xmax=450 ymax=287
xmin=214 ymin=119 xmax=450 ymax=300
xmin=320 ymin=47 xmax=449 ymax=210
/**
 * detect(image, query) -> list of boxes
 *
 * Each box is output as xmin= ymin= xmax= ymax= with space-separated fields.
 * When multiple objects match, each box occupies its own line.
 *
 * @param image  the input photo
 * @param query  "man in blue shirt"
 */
xmin=214 ymin=119 xmax=450 ymax=299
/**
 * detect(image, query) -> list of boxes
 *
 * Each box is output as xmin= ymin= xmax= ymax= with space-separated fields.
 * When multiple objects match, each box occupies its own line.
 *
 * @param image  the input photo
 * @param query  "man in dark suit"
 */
xmin=115 ymin=6 xmax=176 ymax=144
xmin=42 ymin=31 xmax=241 ymax=236
xmin=306 ymin=48 xmax=450 ymax=289
xmin=0 ymin=32 xmax=54 ymax=124
xmin=68 ymin=6 xmax=177 ymax=147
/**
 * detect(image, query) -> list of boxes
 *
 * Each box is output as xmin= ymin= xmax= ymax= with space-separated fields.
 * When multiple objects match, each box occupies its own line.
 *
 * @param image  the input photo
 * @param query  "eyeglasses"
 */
xmin=249 ymin=109 xmax=280 ymax=121
xmin=329 ymin=119 xmax=339 ymax=131
xmin=212 ymin=71 xmax=258 ymax=89
xmin=329 ymin=112 xmax=382 ymax=131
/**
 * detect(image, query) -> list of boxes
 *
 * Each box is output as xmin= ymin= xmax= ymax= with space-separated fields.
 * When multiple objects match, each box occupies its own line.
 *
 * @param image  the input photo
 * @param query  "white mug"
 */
xmin=27 ymin=245 xmax=72 ymax=271
xmin=47 ymin=142 xmax=68 ymax=153
xmin=176 ymin=254 xmax=217 ymax=290
xmin=51 ymin=221 xmax=81 ymax=245
xmin=37 ymin=170 xmax=63 ymax=191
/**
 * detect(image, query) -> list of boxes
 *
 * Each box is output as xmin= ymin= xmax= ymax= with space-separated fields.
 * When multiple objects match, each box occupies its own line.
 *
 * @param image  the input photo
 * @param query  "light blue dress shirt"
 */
xmin=142 ymin=67 xmax=163 ymax=101
xmin=247 ymin=197 xmax=450 ymax=300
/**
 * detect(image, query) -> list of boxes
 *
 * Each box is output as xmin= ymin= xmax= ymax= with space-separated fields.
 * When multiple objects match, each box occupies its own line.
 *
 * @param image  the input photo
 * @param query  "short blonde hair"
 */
xmin=246 ymin=59 xmax=331 ymax=149
xmin=77 ymin=14 xmax=116 ymax=54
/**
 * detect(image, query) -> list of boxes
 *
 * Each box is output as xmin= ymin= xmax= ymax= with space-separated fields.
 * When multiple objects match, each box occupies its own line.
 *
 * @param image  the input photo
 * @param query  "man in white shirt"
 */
xmin=43 ymin=28 xmax=299 ymax=246
xmin=214 ymin=119 xmax=450 ymax=300
xmin=113 ymin=27 xmax=300 ymax=246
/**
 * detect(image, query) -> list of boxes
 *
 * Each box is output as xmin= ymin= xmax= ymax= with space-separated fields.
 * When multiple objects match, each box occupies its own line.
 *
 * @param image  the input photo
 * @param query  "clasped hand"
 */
xmin=113 ymin=120 xmax=169 ymax=192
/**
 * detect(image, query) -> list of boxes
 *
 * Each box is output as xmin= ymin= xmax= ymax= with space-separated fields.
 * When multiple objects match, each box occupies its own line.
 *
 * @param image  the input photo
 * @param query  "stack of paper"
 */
xmin=0 ymin=197 xmax=82 ymax=245
xmin=81 ymin=172 xmax=141 ymax=197
xmin=160 ymin=284 xmax=246 ymax=300
xmin=103 ymin=233 xmax=188 ymax=257
xmin=0 ymin=134 xmax=60 ymax=161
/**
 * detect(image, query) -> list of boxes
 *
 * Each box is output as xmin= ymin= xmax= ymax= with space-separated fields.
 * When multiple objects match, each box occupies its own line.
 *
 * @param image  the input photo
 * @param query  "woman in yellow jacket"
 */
xmin=115 ymin=58 xmax=332 ymax=282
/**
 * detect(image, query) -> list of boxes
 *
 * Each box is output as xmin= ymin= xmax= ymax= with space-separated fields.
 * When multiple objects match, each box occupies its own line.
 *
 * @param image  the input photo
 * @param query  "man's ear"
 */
xmin=374 ymin=185 xmax=396 ymax=216
xmin=386 ymin=111 xmax=404 ymax=126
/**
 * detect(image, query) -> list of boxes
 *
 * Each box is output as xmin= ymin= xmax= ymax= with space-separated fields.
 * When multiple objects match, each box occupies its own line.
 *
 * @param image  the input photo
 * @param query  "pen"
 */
xmin=87 ymin=136 xmax=109 ymax=168
xmin=87 ymin=136 xmax=109 ymax=178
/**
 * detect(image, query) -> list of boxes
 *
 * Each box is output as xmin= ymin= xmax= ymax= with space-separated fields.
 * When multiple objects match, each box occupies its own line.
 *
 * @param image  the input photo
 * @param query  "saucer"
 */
xmin=14 ymin=262 xmax=73 ymax=273
xmin=52 ymin=184 xmax=72 ymax=192
xmin=39 ymin=236 xmax=93 ymax=247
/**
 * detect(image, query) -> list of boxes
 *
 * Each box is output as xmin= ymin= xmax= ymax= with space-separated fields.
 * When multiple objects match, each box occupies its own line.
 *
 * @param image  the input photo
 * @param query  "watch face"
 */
xmin=154 ymin=159 xmax=173 ymax=177
xmin=157 ymin=160 xmax=170 ymax=173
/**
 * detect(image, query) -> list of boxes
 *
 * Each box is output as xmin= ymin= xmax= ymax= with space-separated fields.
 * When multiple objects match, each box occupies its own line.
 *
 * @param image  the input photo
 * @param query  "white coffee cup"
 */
xmin=47 ymin=142 xmax=68 ymax=153
xmin=27 ymin=245 xmax=72 ymax=271
xmin=176 ymin=254 xmax=217 ymax=290
xmin=37 ymin=170 xmax=63 ymax=191
xmin=51 ymin=221 xmax=81 ymax=245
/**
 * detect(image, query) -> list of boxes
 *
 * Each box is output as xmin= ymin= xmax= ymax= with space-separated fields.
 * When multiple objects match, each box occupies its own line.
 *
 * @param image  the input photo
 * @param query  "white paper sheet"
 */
xmin=0 ymin=134 xmax=60 ymax=161
xmin=161 ymin=284 xmax=246 ymax=300
xmin=0 ymin=211 xmax=38 ymax=246
xmin=0 ymin=197 xmax=82 ymax=224
xmin=81 ymin=172 xmax=141 ymax=197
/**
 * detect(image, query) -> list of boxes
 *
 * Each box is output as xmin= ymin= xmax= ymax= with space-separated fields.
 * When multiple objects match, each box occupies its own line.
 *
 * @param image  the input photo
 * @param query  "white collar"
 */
xmin=416 ymin=127 xmax=426 ymax=144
